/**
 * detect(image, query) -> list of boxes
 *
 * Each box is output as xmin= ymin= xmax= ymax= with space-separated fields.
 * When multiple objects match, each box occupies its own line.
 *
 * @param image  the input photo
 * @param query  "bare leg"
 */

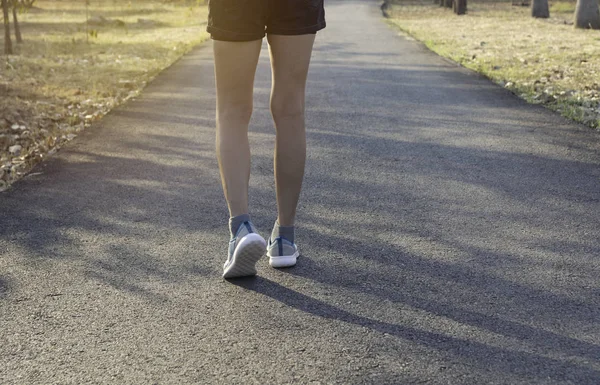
xmin=213 ymin=39 xmax=262 ymax=217
xmin=267 ymin=34 xmax=316 ymax=227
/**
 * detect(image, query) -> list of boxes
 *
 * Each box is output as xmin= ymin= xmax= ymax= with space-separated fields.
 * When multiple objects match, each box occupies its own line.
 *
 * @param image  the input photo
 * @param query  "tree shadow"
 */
xmin=1 ymin=9 xmax=599 ymax=382
xmin=233 ymin=276 xmax=600 ymax=383
xmin=0 ymin=47 xmax=223 ymax=297
xmin=0 ymin=276 xmax=10 ymax=299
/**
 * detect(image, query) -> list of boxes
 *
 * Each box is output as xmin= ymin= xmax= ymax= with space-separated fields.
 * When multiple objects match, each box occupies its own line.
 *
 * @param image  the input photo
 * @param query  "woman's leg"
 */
xmin=213 ymin=39 xmax=262 ymax=218
xmin=267 ymin=34 xmax=316 ymax=227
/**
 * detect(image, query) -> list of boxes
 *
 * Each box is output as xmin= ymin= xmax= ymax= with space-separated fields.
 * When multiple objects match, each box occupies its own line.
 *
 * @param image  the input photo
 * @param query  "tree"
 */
xmin=453 ymin=0 xmax=467 ymax=14
xmin=531 ymin=0 xmax=549 ymax=18
xmin=2 ymin=0 xmax=12 ymax=55
xmin=575 ymin=0 xmax=600 ymax=29
xmin=380 ymin=0 xmax=390 ymax=17
xmin=11 ymin=0 xmax=22 ymax=43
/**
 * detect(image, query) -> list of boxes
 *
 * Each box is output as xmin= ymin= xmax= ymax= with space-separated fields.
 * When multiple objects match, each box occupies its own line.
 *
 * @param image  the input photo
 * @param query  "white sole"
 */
xmin=269 ymin=250 xmax=299 ymax=268
xmin=223 ymin=234 xmax=266 ymax=279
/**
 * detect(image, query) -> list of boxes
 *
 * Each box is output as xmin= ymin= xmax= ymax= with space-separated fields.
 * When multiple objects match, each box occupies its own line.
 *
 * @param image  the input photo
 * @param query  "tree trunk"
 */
xmin=531 ymin=0 xmax=549 ymax=18
xmin=2 ymin=0 xmax=12 ymax=55
xmin=575 ymin=0 xmax=600 ymax=29
xmin=12 ymin=3 xmax=21 ymax=43
xmin=453 ymin=0 xmax=467 ymax=14
xmin=444 ymin=0 xmax=453 ymax=8
xmin=380 ymin=0 xmax=390 ymax=18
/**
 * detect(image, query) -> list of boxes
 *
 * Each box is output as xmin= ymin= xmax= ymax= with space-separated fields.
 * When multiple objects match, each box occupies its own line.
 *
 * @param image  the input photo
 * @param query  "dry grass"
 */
xmin=0 ymin=0 xmax=209 ymax=190
xmin=389 ymin=1 xmax=600 ymax=130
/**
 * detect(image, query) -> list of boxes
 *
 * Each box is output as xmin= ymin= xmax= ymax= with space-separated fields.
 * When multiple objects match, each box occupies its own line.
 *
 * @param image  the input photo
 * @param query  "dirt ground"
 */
xmin=0 ymin=0 xmax=209 ymax=191
xmin=389 ymin=1 xmax=600 ymax=131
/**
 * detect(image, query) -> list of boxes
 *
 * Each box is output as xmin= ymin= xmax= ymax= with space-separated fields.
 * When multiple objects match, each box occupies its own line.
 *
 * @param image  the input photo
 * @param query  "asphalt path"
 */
xmin=2 ymin=0 xmax=600 ymax=383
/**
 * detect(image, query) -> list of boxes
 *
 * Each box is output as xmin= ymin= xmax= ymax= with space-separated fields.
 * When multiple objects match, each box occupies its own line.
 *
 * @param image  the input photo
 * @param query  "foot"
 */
xmin=267 ymin=237 xmax=299 ymax=268
xmin=223 ymin=221 xmax=266 ymax=279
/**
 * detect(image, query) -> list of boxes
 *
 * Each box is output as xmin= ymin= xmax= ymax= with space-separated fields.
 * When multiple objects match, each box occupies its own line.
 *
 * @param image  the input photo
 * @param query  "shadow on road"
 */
xmin=0 ymin=276 xmax=10 ymax=299
xmin=1 ymin=22 xmax=599 ymax=382
xmin=232 ymin=275 xmax=600 ymax=382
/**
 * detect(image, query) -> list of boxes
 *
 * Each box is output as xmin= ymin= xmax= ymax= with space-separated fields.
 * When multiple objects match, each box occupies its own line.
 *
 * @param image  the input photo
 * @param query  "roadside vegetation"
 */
xmin=389 ymin=1 xmax=600 ymax=131
xmin=0 ymin=0 xmax=209 ymax=191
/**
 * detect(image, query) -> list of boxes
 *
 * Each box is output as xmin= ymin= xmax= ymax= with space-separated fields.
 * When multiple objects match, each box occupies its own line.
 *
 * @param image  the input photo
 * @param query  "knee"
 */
xmin=270 ymin=95 xmax=305 ymax=123
xmin=218 ymin=102 xmax=253 ymax=125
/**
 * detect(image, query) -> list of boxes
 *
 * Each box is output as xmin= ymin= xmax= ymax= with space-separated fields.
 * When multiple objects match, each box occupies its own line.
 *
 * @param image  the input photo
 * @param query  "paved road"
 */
xmin=2 ymin=1 xmax=600 ymax=383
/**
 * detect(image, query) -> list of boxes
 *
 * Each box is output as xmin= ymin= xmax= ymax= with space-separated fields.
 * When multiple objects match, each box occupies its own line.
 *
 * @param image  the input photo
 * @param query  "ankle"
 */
xmin=271 ymin=220 xmax=295 ymax=244
xmin=229 ymin=214 xmax=251 ymax=238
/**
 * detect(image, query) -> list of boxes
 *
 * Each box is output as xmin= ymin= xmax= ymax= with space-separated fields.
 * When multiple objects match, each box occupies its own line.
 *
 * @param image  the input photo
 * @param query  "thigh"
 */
xmin=267 ymin=34 xmax=316 ymax=107
xmin=208 ymin=0 xmax=267 ymax=42
xmin=213 ymin=40 xmax=262 ymax=110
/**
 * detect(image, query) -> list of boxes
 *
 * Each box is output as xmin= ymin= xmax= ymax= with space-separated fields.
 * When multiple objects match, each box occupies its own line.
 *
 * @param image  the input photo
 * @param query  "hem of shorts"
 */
xmin=207 ymin=25 xmax=265 ymax=42
xmin=267 ymin=21 xmax=326 ymax=36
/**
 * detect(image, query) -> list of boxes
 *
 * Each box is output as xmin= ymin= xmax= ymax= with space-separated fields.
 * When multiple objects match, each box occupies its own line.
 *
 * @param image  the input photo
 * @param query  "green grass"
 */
xmin=550 ymin=1 xmax=577 ymax=13
xmin=8 ymin=0 xmax=209 ymax=100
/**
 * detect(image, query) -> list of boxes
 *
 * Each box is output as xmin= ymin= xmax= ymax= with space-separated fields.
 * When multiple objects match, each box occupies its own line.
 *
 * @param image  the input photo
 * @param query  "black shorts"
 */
xmin=207 ymin=0 xmax=326 ymax=42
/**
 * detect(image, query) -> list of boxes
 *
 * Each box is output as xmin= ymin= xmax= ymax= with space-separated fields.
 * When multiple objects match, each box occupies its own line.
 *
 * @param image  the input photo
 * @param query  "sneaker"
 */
xmin=267 ymin=237 xmax=299 ymax=268
xmin=222 ymin=221 xmax=266 ymax=279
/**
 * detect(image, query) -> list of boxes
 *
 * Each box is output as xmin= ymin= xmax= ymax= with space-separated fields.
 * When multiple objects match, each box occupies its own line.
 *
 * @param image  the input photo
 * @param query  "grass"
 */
xmin=550 ymin=1 xmax=577 ymax=12
xmin=389 ymin=1 xmax=600 ymax=130
xmin=0 ymin=0 xmax=209 ymax=190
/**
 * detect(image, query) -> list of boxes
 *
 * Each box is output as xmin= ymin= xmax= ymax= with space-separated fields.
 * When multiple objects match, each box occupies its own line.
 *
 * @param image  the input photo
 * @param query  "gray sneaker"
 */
xmin=223 ymin=221 xmax=266 ymax=279
xmin=267 ymin=237 xmax=299 ymax=268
